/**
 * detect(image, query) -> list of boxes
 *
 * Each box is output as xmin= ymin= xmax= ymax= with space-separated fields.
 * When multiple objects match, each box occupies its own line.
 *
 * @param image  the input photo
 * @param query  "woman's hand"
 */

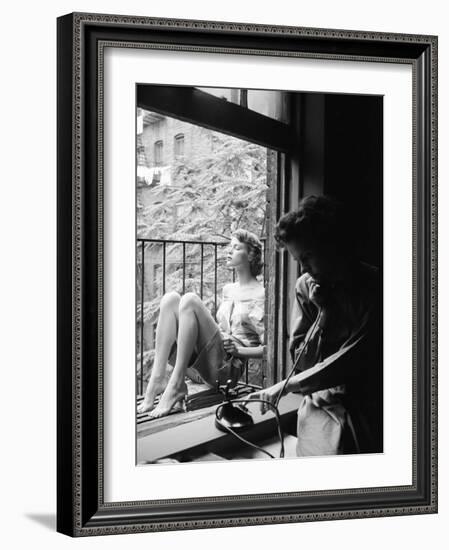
xmin=309 ymin=280 xmax=333 ymax=328
xmin=245 ymin=381 xmax=287 ymax=415
xmin=223 ymin=336 xmax=240 ymax=357
xmin=309 ymin=280 xmax=329 ymax=308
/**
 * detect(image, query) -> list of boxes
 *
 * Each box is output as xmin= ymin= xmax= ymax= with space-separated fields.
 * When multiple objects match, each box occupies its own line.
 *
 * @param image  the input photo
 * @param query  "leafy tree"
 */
xmin=138 ymin=133 xmax=267 ymax=240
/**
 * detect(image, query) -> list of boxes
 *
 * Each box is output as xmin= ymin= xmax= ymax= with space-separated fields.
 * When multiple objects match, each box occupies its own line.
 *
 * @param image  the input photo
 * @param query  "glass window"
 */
xmin=174 ymin=134 xmax=185 ymax=157
xmin=154 ymin=140 xmax=163 ymax=166
xmin=197 ymin=87 xmax=286 ymax=122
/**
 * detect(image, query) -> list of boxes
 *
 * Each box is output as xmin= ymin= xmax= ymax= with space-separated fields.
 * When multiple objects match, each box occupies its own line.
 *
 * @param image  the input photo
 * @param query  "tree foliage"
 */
xmin=137 ymin=133 xmax=267 ymax=241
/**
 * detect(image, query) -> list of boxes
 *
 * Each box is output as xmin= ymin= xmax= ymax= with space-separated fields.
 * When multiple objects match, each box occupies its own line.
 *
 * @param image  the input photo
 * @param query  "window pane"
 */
xmin=154 ymin=140 xmax=163 ymax=165
xmin=136 ymin=108 xmax=269 ymax=402
xmin=174 ymin=133 xmax=185 ymax=157
xmin=197 ymin=87 xmax=285 ymax=121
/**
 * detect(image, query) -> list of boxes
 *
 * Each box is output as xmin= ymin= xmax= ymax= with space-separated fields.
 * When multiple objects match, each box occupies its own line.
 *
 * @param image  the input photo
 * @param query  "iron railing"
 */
xmin=137 ymin=238 xmax=232 ymax=395
xmin=137 ymin=238 xmax=265 ymax=395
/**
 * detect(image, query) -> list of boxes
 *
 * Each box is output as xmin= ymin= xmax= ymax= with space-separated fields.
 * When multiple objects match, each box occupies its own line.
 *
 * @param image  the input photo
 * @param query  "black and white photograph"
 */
xmin=135 ymin=85 xmax=383 ymax=464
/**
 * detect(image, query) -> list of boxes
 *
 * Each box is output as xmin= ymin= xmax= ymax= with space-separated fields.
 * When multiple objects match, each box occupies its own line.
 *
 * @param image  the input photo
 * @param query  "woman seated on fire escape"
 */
xmin=137 ymin=228 xmax=265 ymax=419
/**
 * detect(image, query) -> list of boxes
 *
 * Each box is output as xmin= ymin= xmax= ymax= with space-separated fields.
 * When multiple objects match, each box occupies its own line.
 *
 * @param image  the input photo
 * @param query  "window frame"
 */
xmin=154 ymin=139 xmax=164 ymax=166
xmin=138 ymin=85 xmax=296 ymax=388
xmin=174 ymin=132 xmax=185 ymax=158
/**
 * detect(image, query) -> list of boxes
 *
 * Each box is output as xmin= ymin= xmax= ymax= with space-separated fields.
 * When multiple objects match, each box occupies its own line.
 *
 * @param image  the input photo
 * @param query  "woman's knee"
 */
xmin=179 ymin=292 xmax=202 ymax=312
xmin=160 ymin=291 xmax=181 ymax=310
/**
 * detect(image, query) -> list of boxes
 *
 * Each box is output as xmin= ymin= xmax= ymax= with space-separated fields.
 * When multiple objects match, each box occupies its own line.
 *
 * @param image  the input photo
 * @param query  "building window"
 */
xmin=174 ymin=134 xmax=185 ymax=158
xmin=154 ymin=140 xmax=163 ymax=166
xmin=210 ymin=134 xmax=219 ymax=152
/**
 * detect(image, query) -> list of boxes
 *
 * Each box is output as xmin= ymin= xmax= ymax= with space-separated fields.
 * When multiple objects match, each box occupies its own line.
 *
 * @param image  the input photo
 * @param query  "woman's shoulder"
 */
xmin=247 ymin=282 xmax=265 ymax=301
xmin=227 ymin=282 xmax=265 ymax=302
xmin=222 ymin=282 xmax=238 ymax=299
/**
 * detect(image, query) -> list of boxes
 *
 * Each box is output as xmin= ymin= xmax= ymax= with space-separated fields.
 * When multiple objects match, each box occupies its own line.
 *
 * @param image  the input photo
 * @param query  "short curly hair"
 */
xmin=275 ymin=195 xmax=350 ymax=250
xmin=232 ymin=228 xmax=264 ymax=277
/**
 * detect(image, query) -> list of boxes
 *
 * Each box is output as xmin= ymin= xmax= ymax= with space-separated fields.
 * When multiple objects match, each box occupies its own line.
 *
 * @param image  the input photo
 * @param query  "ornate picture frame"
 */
xmin=57 ymin=12 xmax=437 ymax=536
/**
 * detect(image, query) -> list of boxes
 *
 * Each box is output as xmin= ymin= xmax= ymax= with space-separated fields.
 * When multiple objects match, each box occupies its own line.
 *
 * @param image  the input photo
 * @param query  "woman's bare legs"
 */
xmin=149 ymin=293 xmax=221 ymax=418
xmin=137 ymin=291 xmax=180 ymax=413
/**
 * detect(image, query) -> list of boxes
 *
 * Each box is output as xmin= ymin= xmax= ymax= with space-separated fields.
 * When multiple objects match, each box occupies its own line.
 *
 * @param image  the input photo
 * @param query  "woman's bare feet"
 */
xmin=149 ymin=380 xmax=188 ymax=419
xmin=137 ymin=376 xmax=169 ymax=413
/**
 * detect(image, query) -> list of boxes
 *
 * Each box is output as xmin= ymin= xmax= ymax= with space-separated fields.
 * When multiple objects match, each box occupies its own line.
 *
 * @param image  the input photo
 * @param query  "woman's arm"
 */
xmin=285 ymin=318 xmax=374 ymax=395
xmin=222 ymin=337 xmax=265 ymax=359
xmin=235 ymin=344 xmax=264 ymax=359
xmin=245 ymin=332 xmax=368 ymax=416
xmin=289 ymin=276 xmax=316 ymax=360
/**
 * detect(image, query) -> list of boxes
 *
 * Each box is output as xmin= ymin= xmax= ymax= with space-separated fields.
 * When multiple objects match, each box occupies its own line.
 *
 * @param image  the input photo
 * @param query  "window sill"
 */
xmin=137 ymin=392 xmax=303 ymax=463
